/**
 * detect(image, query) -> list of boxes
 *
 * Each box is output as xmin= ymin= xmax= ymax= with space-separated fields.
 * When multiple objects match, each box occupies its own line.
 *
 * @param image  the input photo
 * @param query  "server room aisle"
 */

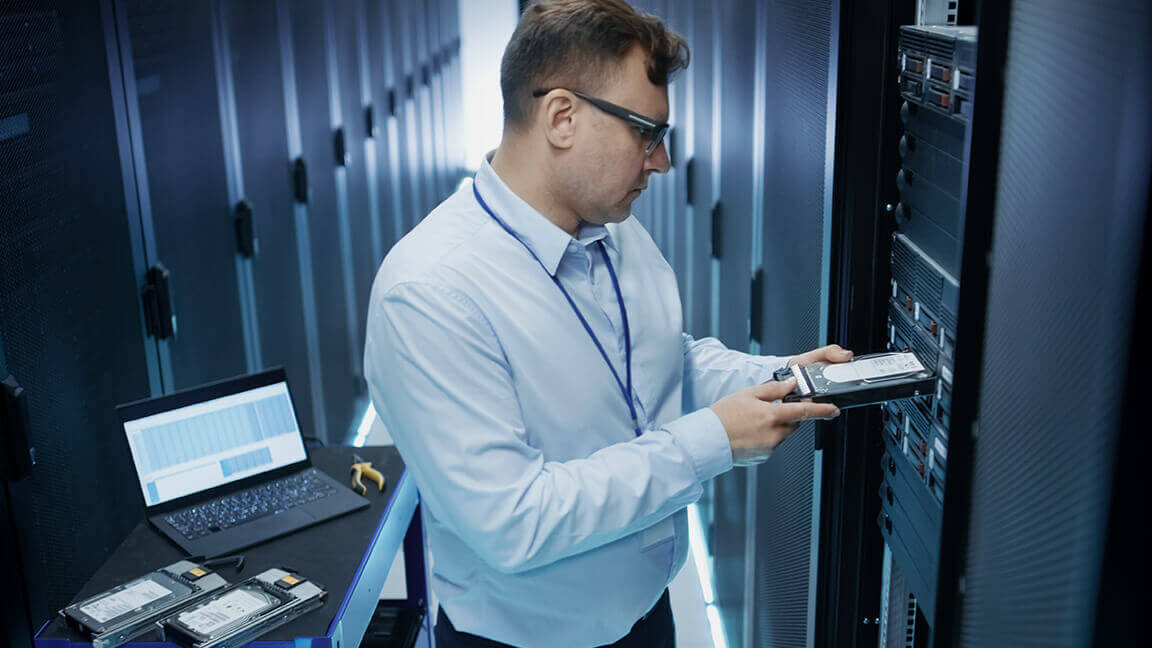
xmin=361 ymin=416 xmax=718 ymax=647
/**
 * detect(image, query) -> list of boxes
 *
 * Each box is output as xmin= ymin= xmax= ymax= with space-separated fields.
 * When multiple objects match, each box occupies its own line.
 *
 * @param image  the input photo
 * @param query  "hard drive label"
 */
xmin=80 ymin=580 xmax=172 ymax=623
xmin=176 ymin=589 xmax=275 ymax=635
xmin=822 ymin=353 xmax=926 ymax=384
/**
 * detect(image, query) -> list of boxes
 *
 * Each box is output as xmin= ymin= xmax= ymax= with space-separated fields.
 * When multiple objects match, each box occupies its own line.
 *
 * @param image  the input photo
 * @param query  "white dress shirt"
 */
xmin=363 ymin=156 xmax=788 ymax=646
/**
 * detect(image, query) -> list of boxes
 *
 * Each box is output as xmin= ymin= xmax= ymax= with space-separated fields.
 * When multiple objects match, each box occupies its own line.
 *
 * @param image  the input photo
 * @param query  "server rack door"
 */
xmin=0 ymin=336 xmax=31 ymax=647
xmin=353 ymin=0 xmax=392 ymax=268
xmin=219 ymin=0 xmax=318 ymax=443
xmin=750 ymin=0 xmax=838 ymax=645
xmin=329 ymin=0 xmax=376 ymax=382
xmin=947 ymin=0 xmax=1151 ymax=645
xmin=392 ymin=0 xmax=423 ymax=230
xmin=116 ymin=0 xmax=249 ymax=391
xmin=443 ymin=0 xmax=462 ymax=187
xmin=412 ymin=1 xmax=437 ymax=214
xmin=0 ymin=485 xmax=30 ymax=647
xmin=0 ymin=0 xmax=156 ymax=625
xmin=681 ymin=0 xmax=720 ymax=572
xmin=425 ymin=0 xmax=448 ymax=200
xmin=442 ymin=0 xmax=463 ymax=179
xmin=282 ymin=0 xmax=358 ymax=444
xmin=710 ymin=2 xmax=759 ymax=643
xmin=686 ymin=0 xmax=715 ymax=341
xmin=715 ymin=0 xmax=756 ymax=353
xmin=368 ymin=0 xmax=407 ymax=250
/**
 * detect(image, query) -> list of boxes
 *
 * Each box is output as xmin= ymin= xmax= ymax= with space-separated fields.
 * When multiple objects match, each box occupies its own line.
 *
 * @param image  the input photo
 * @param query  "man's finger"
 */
xmin=752 ymin=378 xmax=797 ymax=402
xmin=775 ymin=401 xmax=841 ymax=422
xmin=823 ymin=344 xmax=854 ymax=361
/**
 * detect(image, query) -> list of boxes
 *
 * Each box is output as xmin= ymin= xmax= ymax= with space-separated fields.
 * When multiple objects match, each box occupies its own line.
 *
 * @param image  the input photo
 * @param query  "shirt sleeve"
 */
xmin=681 ymin=333 xmax=791 ymax=412
xmin=364 ymin=281 xmax=730 ymax=575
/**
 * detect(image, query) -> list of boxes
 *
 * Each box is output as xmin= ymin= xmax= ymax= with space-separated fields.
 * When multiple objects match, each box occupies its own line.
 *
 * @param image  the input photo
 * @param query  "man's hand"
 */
xmin=710 ymin=379 xmax=841 ymax=466
xmin=787 ymin=343 xmax=853 ymax=367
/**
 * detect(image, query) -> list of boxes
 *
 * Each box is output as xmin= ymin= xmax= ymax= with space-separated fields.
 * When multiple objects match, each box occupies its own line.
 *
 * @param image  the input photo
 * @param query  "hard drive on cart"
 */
xmin=60 ymin=560 xmax=228 ymax=648
xmin=157 ymin=568 xmax=326 ymax=648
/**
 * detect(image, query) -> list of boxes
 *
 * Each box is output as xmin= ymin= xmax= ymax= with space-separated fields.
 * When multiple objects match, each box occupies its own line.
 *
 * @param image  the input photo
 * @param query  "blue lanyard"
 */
xmin=472 ymin=182 xmax=641 ymax=438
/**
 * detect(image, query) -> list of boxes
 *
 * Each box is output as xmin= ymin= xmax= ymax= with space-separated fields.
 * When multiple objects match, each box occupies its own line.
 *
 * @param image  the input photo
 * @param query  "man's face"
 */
xmin=567 ymin=46 xmax=671 ymax=227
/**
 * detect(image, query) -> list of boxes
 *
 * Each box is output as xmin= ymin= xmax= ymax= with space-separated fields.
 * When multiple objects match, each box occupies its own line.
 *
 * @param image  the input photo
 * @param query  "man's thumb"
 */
xmin=753 ymin=378 xmax=798 ymax=402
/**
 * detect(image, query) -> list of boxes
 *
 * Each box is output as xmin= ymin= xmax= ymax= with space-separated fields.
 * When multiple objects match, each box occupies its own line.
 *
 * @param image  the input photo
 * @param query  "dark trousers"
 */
xmin=433 ymin=589 xmax=675 ymax=648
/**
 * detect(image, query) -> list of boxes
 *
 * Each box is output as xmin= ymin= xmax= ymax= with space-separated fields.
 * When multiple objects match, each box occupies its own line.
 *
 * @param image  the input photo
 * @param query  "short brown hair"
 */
xmin=500 ymin=0 xmax=689 ymax=127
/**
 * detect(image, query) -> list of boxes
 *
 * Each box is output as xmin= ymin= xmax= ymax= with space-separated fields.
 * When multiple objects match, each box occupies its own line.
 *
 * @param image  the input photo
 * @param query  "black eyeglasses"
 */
xmin=532 ymin=88 xmax=669 ymax=155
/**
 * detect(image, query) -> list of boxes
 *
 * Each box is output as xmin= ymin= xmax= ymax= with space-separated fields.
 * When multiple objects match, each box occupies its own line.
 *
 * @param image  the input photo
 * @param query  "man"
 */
xmin=364 ymin=1 xmax=850 ymax=645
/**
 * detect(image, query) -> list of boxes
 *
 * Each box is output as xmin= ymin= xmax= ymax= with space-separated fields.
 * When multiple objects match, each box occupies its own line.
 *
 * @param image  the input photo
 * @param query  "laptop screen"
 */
xmin=122 ymin=381 xmax=308 ymax=507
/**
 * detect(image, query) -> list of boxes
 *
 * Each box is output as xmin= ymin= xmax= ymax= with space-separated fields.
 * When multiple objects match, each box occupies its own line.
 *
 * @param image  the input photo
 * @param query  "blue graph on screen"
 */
xmin=133 ymin=393 xmax=297 ymax=474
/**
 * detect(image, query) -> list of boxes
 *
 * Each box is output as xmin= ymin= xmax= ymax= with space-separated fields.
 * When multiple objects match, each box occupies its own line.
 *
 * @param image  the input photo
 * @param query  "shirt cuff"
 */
xmin=665 ymin=407 xmax=733 ymax=483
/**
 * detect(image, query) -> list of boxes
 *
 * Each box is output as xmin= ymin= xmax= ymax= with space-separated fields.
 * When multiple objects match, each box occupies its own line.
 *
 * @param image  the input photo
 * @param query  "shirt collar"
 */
xmin=473 ymin=154 xmax=618 ymax=276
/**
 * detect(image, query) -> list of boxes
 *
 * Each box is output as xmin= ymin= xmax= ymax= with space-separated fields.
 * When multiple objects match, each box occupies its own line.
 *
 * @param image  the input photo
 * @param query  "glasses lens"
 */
xmin=646 ymin=124 xmax=670 ymax=155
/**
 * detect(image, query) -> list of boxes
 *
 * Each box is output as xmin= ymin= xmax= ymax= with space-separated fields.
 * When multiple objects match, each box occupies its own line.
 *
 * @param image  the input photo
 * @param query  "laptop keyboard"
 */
xmin=164 ymin=468 xmax=339 ymax=540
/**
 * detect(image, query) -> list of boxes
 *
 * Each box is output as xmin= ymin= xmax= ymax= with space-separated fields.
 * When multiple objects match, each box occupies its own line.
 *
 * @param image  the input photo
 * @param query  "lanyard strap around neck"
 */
xmin=472 ymin=181 xmax=641 ymax=437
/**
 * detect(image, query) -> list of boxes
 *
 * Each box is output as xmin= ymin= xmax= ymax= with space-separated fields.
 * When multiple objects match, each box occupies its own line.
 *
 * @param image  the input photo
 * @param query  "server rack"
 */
xmin=817 ymin=1 xmax=976 ymax=645
xmin=941 ymin=1 xmax=1150 ymax=645
xmin=392 ymin=0 xmax=424 ymax=231
xmin=328 ymin=0 xmax=376 ymax=383
xmin=218 ymin=0 xmax=322 ymax=445
xmin=816 ymin=1 xmax=1151 ymax=647
xmin=0 ymin=0 xmax=157 ymax=632
xmin=686 ymin=0 xmax=716 ymax=344
xmin=114 ymin=0 xmax=250 ymax=393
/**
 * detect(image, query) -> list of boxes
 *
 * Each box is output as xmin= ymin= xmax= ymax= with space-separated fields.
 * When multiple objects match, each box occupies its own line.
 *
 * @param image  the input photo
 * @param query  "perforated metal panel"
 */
xmin=221 ymin=0 xmax=318 ymax=440
xmin=361 ymin=0 xmax=402 ymax=257
xmin=121 ymin=0 xmax=248 ymax=391
xmin=709 ymin=1 xmax=759 ymax=644
xmin=391 ymin=0 xmax=423 ymax=231
xmin=332 ymin=0 xmax=375 ymax=383
xmin=686 ymin=0 xmax=714 ymax=341
xmin=750 ymin=0 xmax=835 ymax=645
xmin=0 ymin=0 xmax=154 ymax=623
xmin=958 ymin=0 xmax=1151 ymax=645
xmin=284 ymin=0 xmax=357 ymax=443
xmin=715 ymin=0 xmax=755 ymax=354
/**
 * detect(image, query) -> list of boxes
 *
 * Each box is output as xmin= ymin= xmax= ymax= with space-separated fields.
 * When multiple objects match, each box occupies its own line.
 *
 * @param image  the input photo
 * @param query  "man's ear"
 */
xmin=542 ymin=93 xmax=578 ymax=151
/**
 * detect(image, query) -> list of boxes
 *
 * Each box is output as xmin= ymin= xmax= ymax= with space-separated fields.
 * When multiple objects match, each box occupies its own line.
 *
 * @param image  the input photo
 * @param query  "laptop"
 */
xmin=117 ymin=368 xmax=369 ymax=558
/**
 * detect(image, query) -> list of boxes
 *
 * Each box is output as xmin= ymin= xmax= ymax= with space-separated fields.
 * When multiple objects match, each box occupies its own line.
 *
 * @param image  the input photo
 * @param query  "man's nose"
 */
xmin=645 ymin=141 xmax=671 ymax=174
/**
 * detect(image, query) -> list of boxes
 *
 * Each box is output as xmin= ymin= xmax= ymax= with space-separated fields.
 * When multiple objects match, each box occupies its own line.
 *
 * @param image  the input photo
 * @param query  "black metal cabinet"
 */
xmin=424 ymin=0 xmax=447 ymax=201
xmin=365 ymin=0 xmax=406 ymax=253
xmin=750 ymin=2 xmax=835 ymax=643
xmin=351 ymin=0 xmax=392 ymax=268
xmin=283 ymin=0 xmax=357 ymax=444
xmin=0 ymin=0 xmax=155 ymax=627
xmin=710 ymin=3 xmax=759 ymax=645
xmin=117 ymin=0 xmax=250 ymax=391
xmin=220 ymin=0 xmax=320 ymax=441
xmin=330 ymin=0 xmax=376 ymax=382
xmin=439 ymin=0 xmax=463 ymax=186
xmin=687 ymin=0 xmax=716 ymax=341
xmin=411 ymin=1 xmax=436 ymax=215
xmin=715 ymin=0 xmax=756 ymax=354
xmin=391 ymin=0 xmax=423 ymax=232
xmin=946 ymin=1 xmax=1151 ymax=644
